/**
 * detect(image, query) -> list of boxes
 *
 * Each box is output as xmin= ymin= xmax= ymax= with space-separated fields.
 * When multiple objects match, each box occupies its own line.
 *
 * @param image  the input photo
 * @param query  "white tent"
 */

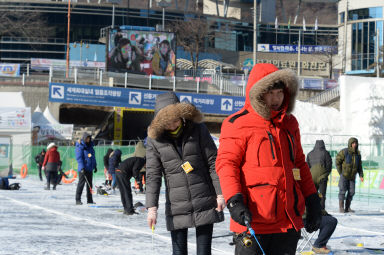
xmin=0 ymin=92 xmax=31 ymax=176
xmin=32 ymin=106 xmax=73 ymax=143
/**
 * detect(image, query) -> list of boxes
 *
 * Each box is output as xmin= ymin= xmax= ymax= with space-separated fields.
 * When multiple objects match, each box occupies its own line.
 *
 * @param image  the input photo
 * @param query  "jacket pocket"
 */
xmin=247 ymin=184 xmax=278 ymax=224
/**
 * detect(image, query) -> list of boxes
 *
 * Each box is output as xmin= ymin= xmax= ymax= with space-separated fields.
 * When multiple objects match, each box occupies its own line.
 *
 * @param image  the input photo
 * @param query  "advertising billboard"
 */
xmin=107 ymin=28 xmax=176 ymax=77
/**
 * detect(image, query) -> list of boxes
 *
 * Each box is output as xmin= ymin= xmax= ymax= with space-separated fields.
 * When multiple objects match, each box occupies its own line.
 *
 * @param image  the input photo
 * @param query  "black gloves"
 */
xmin=64 ymin=174 xmax=69 ymax=179
xmin=94 ymin=167 xmax=97 ymax=173
xmin=305 ymin=193 xmax=322 ymax=233
xmin=227 ymin=193 xmax=252 ymax=226
xmin=80 ymin=169 xmax=85 ymax=174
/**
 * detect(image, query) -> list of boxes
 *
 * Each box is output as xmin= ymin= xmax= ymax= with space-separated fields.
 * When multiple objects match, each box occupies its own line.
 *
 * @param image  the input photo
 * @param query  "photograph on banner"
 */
xmin=107 ymin=29 xmax=176 ymax=76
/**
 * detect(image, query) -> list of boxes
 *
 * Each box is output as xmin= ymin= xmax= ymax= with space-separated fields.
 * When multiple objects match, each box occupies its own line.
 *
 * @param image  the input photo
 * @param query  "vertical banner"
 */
xmin=113 ymin=107 xmax=124 ymax=145
xmin=0 ymin=137 xmax=11 ymax=177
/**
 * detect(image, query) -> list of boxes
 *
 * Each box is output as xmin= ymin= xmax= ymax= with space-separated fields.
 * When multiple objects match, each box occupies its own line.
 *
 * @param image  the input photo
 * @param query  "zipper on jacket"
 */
xmin=292 ymin=185 xmax=301 ymax=217
xmin=286 ymin=133 xmax=295 ymax=163
xmin=266 ymin=131 xmax=275 ymax=160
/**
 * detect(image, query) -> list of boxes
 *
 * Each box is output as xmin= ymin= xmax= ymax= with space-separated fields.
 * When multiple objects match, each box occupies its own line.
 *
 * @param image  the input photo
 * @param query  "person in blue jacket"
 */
xmin=75 ymin=132 xmax=97 ymax=205
xmin=108 ymin=149 xmax=122 ymax=190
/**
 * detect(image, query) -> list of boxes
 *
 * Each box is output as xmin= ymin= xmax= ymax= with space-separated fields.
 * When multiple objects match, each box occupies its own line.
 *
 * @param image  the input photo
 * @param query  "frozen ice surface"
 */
xmin=1 ymin=176 xmax=384 ymax=255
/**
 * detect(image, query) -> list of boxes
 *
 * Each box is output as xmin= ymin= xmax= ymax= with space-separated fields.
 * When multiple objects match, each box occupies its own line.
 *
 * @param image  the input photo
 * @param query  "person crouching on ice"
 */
xmin=216 ymin=63 xmax=322 ymax=255
xmin=115 ymin=156 xmax=146 ymax=215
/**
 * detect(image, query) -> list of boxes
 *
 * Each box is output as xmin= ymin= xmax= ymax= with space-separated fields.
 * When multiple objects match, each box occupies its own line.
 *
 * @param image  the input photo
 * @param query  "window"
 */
xmin=348 ymin=7 xmax=383 ymax=21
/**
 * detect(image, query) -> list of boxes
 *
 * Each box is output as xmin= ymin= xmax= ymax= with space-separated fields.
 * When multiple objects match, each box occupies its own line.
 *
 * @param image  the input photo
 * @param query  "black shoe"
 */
xmin=40 ymin=177 xmax=43 ymax=181
xmin=124 ymin=210 xmax=138 ymax=215
xmin=52 ymin=186 xmax=56 ymax=190
xmin=87 ymin=201 xmax=96 ymax=204
xmin=76 ymin=201 xmax=83 ymax=205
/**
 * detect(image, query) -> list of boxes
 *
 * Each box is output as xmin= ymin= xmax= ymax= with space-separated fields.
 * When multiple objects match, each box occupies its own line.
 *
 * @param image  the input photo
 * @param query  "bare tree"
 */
xmin=172 ymin=15 xmax=214 ymax=75
xmin=0 ymin=11 xmax=54 ymax=41
xmin=316 ymin=36 xmax=339 ymax=79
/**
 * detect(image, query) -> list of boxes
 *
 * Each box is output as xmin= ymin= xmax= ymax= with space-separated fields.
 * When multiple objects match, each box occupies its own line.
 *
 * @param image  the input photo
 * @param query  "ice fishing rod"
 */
xmin=84 ymin=173 xmax=95 ymax=194
xmin=244 ymin=220 xmax=265 ymax=255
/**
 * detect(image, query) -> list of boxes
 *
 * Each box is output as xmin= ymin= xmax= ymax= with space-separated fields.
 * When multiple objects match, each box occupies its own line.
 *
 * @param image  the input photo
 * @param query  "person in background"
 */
xmin=116 ymin=156 xmax=146 ymax=215
xmin=146 ymin=92 xmax=225 ymax=255
xmin=216 ymin=63 xmax=322 ymax=255
xmin=306 ymin=140 xmax=333 ymax=210
xmin=108 ymin=149 xmax=122 ymax=191
xmin=42 ymin=143 xmax=60 ymax=190
xmin=55 ymin=160 xmax=68 ymax=185
xmin=35 ymin=149 xmax=46 ymax=181
xmin=304 ymin=153 xmax=338 ymax=254
xmin=152 ymin=40 xmax=175 ymax=77
xmin=336 ymin=137 xmax=364 ymax=213
xmin=75 ymin=133 xmax=97 ymax=205
xmin=103 ymin=148 xmax=113 ymax=186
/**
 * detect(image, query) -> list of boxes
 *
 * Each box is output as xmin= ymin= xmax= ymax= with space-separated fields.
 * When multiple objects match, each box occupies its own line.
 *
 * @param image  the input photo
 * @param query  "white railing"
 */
xmin=305 ymin=86 xmax=340 ymax=105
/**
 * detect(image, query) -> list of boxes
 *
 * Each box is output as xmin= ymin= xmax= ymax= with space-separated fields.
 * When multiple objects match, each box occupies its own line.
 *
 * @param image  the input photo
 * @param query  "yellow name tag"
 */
xmin=181 ymin=161 xmax=194 ymax=173
xmin=292 ymin=168 xmax=301 ymax=180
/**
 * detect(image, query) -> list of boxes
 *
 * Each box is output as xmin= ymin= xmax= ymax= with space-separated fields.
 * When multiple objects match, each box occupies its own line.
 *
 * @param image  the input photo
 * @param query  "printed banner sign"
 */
xmin=49 ymin=83 xmax=245 ymax=115
xmin=0 ymin=108 xmax=31 ymax=130
xmin=0 ymin=64 xmax=20 ymax=77
xmin=257 ymin=44 xmax=337 ymax=54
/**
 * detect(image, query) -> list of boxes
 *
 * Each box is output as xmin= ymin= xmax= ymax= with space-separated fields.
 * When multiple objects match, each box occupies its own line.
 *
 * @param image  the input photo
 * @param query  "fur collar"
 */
xmin=148 ymin=103 xmax=203 ymax=139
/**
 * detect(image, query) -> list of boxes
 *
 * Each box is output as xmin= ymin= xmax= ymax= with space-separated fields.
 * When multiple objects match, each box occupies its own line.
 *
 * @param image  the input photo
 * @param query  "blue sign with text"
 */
xmin=49 ymin=83 xmax=245 ymax=115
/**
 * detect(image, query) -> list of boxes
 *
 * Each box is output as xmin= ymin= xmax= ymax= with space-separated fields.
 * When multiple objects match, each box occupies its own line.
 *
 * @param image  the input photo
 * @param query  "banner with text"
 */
xmin=49 ymin=83 xmax=245 ymax=115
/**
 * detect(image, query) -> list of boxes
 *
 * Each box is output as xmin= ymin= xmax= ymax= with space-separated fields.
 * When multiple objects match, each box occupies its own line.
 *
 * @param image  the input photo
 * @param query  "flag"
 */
xmin=294 ymin=15 xmax=298 ymax=24
xmin=303 ymin=17 xmax=306 ymax=31
xmin=314 ymin=17 xmax=318 ymax=31
xmin=288 ymin=16 xmax=291 ymax=29
xmin=275 ymin=17 xmax=278 ymax=29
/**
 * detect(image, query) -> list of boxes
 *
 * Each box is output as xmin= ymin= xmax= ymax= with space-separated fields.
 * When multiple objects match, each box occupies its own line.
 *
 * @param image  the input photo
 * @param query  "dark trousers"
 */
xmin=235 ymin=228 xmax=300 ymax=255
xmin=46 ymin=171 xmax=58 ymax=189
xmin=171 ymin=224 xmax=213 ymax=255
xmin=338 ymin=175 xmax=355 ymax=201
xmin=38 ymin=164 xmax=44 ymax=180
xmin=116 ymin=170 xmax=133 ymax=213
xmin=75 ymin=171 xmax=93 ymax=203
xmin=317 ymin=178 xmax=328 ymax=210
xmin=313 ymin=215 xmax=338 ymax=248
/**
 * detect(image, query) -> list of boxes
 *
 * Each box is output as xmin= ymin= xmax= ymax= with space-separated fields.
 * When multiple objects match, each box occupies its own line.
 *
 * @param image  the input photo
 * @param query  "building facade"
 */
xmin=338 ymin=0 xmax=384 ymax=73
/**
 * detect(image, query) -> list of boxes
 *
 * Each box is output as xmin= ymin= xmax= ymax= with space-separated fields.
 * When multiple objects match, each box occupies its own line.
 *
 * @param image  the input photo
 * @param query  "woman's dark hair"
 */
xmin=118 ymin=38 xmax=130 ymax=49
xmin=160 ymin=40 xmax=170 ymax=47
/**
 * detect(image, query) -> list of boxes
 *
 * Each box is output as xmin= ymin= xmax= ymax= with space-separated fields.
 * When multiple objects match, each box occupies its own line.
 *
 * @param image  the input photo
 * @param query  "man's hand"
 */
xmin=227 ymin=193 xmax=252 ymax=226
xmin=80 ymin=169 xmax=85 ymax=174
xmin=94 ymin=167 xmax=97 ymax=173
xmin=305 ymin=193 xmax=322 ymax=233
xmin=360 ymin=177 xmax=364 ymax=182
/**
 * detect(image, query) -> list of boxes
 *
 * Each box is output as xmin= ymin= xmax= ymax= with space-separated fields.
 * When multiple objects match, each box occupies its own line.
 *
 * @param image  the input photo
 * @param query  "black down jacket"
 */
xmin=145 ymin=102 xmax=223 ymax=231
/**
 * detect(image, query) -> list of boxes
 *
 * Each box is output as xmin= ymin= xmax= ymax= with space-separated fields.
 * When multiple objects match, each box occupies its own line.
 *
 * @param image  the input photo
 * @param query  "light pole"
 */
xmin=65 ymin=0 xmax=71 ymax=78
xmin=157 ymin=0 xmax=171 ymax=31
xmin=253 ymin=0 xmax=261 ymax=66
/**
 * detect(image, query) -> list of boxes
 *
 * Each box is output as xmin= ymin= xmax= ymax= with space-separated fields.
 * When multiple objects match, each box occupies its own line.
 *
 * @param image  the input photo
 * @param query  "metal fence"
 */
xmin=3 ymin=63 xmax=338 ymax=98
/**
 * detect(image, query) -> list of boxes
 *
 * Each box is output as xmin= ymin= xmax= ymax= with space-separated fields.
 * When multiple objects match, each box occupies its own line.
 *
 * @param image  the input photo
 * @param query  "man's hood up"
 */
xmin=245 ymin=63 xmax=298 ymax=120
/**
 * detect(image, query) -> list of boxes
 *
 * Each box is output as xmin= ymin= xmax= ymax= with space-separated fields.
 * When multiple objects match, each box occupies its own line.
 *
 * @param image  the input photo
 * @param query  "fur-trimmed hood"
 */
xmin=245 ymin=63 xmax=298 ymax=120
xmin=148 ymin=103 xmax=203 ymax=139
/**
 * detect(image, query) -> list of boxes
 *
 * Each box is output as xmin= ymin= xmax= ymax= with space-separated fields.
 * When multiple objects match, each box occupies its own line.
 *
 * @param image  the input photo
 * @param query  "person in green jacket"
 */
xmin=335 ymin=137 xmax=364 ymax=213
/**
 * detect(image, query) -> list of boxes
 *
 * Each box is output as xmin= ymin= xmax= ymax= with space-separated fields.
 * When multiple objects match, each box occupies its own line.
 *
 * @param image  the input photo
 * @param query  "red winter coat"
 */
xmin=43 ymin=147 xmax=60 ymax=172
xmin=216 ymin=63 xmax=317 ymax=234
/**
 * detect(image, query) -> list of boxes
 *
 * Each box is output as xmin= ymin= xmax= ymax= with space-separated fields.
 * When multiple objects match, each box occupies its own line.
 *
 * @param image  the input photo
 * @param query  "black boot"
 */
xmin=345 ymin=199 xmax=355 ymax=213
xmin=52 ymin=185 xmax=56 ymax=190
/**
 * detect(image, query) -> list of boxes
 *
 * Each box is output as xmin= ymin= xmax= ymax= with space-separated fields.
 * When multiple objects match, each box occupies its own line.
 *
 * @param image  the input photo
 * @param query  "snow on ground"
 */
xmin=1 ymin=176 xmax=384 ymax=255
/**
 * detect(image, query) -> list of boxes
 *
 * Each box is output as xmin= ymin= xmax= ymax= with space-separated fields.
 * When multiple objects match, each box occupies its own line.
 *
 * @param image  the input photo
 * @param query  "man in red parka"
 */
xmin=216 ymin=63 xmax=322 ymax=255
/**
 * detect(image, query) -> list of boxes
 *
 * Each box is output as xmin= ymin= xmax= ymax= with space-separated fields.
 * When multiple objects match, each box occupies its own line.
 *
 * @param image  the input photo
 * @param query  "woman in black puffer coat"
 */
xmin=145 ymin=92 xmax=225 ymax=255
